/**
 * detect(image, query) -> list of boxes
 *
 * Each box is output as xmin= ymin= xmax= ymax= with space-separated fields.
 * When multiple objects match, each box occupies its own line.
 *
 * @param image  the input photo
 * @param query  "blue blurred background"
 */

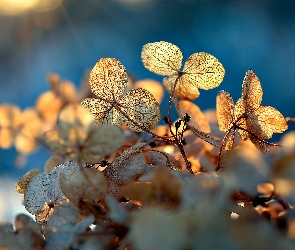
xmin=0 ymin=0 xmax=295 ymax=222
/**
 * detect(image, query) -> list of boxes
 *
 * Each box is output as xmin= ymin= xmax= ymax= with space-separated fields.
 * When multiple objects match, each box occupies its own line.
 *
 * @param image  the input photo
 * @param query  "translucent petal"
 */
xmin=216 ymin=91 xmax=235 ymax=132
xmin=82 ymin=124 xmax=124 ymax=164
xmin=89 ymin=58 xmax=127 ymax=99
xmin=242 ymin=70 xmax=263 ymax=111
xmin=59 ymin=168 xmax=107 ymax=204
xmin=141 ymin=41 xmax=182 ymax=76
xmin=16 ymin=168 xmax=41 ymax=194
xmin=119 ymin=88 xmax=161 ymax=132
xmin=163 ymin=75 xmax=200 ymax=100
xmin=81 ymin=98 xmax=118 ymax=126
xmin=44 ymin=130 xmax=69 ymax=156
xmin=255 ymin=106 xmax=288 ymax=138
xmin=178 ymin=100 xmax=211 ymax=133
xmin=58 ymin=104 xmax=93 ymax=132
xmin=225 ymin=131 xmax=235 ymax=151
xmin=134 ymin=79 xmax=164 ymax=104
xmin=182 ymin=52 xmax=225 ymax=90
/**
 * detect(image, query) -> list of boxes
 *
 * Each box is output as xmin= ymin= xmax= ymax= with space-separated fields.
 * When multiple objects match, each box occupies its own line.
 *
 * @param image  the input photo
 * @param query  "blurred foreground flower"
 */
xmin=44 ymin=104 xmax=124 ymax=165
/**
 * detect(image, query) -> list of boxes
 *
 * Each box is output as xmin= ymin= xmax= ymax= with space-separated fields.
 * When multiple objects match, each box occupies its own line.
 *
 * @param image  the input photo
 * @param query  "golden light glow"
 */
xmin=0 ymin=0 xmax=63 ymax=15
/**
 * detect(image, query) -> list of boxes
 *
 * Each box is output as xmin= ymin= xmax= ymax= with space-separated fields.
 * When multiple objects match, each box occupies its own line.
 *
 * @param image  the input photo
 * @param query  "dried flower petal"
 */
xmin=44 ymin=104 xmax=124 ymax=164
xmin=119 ymin=88 xmax=161 ymax=132
xmin=15 ymin=168 xmax=41 ymax=194
xmin=163 ymin=75 xmax=200 ymax=100
xmin=59 ymin=168 xmax=107 ymax=204
xmin=82 ymin=58 xmax=161 ymax=132
xmin=216 ymin=90 xmax=235 ymax=132
xmin=181 ymin=52 xmax=225 ymax=90
xmin=134 ymin=79 xmax=164 ymax=104
xmin=141 ymin=41 xmax=182 ymax=76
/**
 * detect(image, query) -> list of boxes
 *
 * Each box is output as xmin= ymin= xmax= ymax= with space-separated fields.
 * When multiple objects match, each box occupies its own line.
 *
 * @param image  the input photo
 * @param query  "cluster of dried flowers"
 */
xmin=1 ymin=41 xmax=295 ymax=249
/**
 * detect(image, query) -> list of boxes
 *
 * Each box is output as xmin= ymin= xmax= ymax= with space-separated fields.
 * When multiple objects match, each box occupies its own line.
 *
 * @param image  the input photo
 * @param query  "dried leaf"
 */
xmin=82 ymin=58 xmax=161 ymax=132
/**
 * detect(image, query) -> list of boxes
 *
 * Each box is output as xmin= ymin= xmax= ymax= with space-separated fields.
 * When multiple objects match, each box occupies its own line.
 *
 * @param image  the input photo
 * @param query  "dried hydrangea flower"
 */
xmin=217 ymin=70 xmax=288 ymax=153
xmin=141 ymin=41 xmax=225 ymax=100
xmin=44 ymin=104 xmax=124 ymax=165
xmin=121 ymin=165 xmax=183 ymax=206
xmin=24 ymin=161 xmax=80 ymax=227
xmin=15 ymin=168 xmax=41 ymax=194
xmin=0 ymin=104 xmax=43 ymax=154
xmin=81 ymin=58 xmax=161 ymax=132
xmin=47 ymin=72 xmax=80 ymax=103
xmin=103 ymin=143 xmax=147 ymax=199
xmin=133 ymin=79 xmax=164 ymax=104
xmin=235 ymin=70 xmax=288 ymax=149
xmin=59 ymin=168 xmax=107 ymax=204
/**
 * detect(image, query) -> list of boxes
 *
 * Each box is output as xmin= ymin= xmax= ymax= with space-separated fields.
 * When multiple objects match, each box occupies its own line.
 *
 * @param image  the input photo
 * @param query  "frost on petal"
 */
xmin=119 ymin=88 xmax=161 ymax=132
xmin=15 ymin=168 xmax=41 ymax=194
xmin=216 ymin=91 xmax=235 ymax=132
xmin=255 ymin=106 xmax=288 ymax=138
xmin=182 ymin=52 xmax=225 ymax=90
xmin=24 ymin=161 xmax=80 ymax=228
xmin=24 ymin=173 xmax=53 ymax=215
xmin=163 ymin=75 xmax=200 ymax=100
xmin=134 ymin=79 xmax=164 ymax=104
xmin=242 ymin=70 xmax=263 ymax=111
xmin=141 ymin=41 xmax=182 ymax=76
xmin=89 ymin=58 xmax=127 ymax=100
